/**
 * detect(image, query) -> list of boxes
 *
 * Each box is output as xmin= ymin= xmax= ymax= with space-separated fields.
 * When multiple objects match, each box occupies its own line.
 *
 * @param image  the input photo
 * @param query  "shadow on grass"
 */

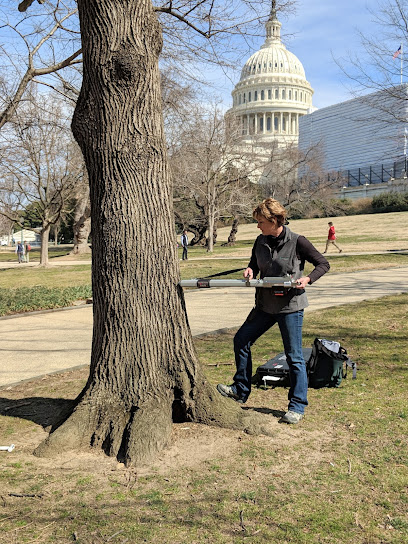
xmin=0 ymin=395 xmax=288 ymax=429
xmin=0 ymin=396 xmax=74 ymax=428
xmin=242 ymin=405 xmax=285 ymax=419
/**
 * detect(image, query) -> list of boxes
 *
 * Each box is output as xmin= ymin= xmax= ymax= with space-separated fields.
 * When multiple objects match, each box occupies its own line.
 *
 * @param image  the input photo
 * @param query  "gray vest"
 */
xmin=254 ymin=228 xmax=309 ymax=314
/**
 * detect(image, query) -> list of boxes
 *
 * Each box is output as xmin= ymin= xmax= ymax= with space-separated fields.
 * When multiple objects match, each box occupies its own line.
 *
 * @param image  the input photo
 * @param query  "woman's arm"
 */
xmin=297 ymin=236 xmax=330 ymax=284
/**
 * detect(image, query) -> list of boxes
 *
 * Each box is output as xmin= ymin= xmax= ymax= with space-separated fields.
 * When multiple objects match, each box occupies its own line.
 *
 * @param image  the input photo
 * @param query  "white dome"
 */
xmin=240 ymin=43 xmax=306 ymax=81
xmin=238 ymin=10 xmax=309 ymax=84
xmin=227 ymin=8 xmax=313 ymax=148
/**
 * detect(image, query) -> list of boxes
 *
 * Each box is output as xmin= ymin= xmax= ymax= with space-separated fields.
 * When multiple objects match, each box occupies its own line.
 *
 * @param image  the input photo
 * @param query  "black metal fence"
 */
xmin=335 ymin=158 xmax=407 ymax=187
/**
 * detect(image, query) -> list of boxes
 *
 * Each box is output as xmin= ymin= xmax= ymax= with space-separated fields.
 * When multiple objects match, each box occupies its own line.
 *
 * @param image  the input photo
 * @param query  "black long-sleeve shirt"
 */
xmin=247 ymin=228 xmax=330 ymax=285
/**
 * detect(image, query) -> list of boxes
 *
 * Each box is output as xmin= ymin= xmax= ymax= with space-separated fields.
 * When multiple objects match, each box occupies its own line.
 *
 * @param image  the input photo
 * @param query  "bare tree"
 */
xmin=336 ymin=0 xmax=408 ymax=125
xmin=171 ymin=104 xmax=264 ymax=251
xmin=12 ymin=0 xmax=300 ymax=467
xmin=0 ymin=0 xmax=82 ymax=130
xmin=256 ymin=138 xmax=341 ymax=207
xmin=220 ymin=181 xmax=257 ymax=245
xmin=0 ymin=210 xmax=14 ymax=245
xmin=0 ymin=96 xmax=84 ymax=265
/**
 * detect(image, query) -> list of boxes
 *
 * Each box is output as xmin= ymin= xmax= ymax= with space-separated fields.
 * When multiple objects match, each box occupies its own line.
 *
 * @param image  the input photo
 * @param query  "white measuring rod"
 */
xmin=179 ymin=276 xmax=299 ymax=289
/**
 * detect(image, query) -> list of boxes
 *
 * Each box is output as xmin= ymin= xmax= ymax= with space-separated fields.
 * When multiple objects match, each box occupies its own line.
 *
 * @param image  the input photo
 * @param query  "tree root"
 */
xmin=185 ymin=381 xmax=276 ymax=438
xmin=34 ymin=381 xmax=275 ymax=465
xmin=34 ymin=395 xmax=174 ymax=467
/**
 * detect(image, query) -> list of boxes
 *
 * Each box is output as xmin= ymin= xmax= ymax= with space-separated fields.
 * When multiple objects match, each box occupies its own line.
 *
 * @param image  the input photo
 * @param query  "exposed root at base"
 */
xmin=33 ymin=384 xmax=276 ymax=466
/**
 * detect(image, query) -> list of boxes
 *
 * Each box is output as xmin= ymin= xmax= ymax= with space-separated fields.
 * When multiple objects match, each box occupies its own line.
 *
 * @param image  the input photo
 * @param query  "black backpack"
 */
xmin=307 ymin=338 xmax=355 ymax=388
xmin=255 ymin=339 xmax=356 ymax=389
xmin=255 ymin=348 xmax=313 ymax=388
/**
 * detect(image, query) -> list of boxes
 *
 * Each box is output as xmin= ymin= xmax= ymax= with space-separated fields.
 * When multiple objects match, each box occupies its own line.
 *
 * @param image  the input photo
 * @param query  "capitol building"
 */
xmin=226 ymin=3 xmax=314 ymax=148
xmin=226 ymin=3 xmax=408 ymax=198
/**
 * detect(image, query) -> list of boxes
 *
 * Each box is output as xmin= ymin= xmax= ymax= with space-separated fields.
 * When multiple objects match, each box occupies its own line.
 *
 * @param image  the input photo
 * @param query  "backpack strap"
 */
xmin=306 ymin=338 xmax=320 ymax=377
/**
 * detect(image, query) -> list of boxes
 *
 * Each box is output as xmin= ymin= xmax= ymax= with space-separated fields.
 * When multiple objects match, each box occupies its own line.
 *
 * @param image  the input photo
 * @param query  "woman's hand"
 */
xmin=244 ymin=268 xmax=254 ymax=280
xmin=295 ymin=276 xmax=311 ymax=289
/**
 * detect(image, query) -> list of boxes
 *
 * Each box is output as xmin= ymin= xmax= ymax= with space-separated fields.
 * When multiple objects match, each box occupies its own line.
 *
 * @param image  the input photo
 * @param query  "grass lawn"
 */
xmin=215 ymin=211 xmax=408 ymax=253
xmin=0 ymin=293 xmax=407 ymax=543
xmin=0 ymin=253 xmax=407 ymax=316
xmin=0 ymin=246 xmax=73 ymax=262
xmin=0 ymin=211 xmax=406 ymax=316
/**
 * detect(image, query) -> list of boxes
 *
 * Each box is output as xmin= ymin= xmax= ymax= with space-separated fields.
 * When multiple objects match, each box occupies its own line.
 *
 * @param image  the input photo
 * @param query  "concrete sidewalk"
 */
xmin=0 ymin=267 xmax=407 ymax=388
xmin=0 ymin=248 xmax=407 ymax=269
xmin=0 ymin=260 xmax=91 ymax=269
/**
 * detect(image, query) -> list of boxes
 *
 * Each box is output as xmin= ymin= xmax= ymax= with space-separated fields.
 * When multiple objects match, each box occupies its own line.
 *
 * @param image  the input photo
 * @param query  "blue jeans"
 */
xmin=233 ymin=307 xmax=308 ymax=414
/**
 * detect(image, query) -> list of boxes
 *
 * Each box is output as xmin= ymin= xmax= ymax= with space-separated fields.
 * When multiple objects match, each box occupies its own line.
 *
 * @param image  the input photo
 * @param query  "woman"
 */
xmin=217 ymin=198 xmax=329 ymax=424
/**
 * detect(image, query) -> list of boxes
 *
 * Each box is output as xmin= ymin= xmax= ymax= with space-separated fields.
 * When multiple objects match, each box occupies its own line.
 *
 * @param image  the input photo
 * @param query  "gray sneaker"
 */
xmin=279 ymin=411 xmax=304 ymax=424
xmin=216 ymin=383 xmax=245 ymax=403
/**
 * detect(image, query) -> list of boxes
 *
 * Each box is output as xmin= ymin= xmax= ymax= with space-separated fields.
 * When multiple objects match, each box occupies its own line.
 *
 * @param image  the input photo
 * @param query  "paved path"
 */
xmin=0 ymin=267 xmax=407 ymax=388
xmin=0 ymin=249 xmax=407 ymax=269
xmin=0 ymin=260 xmax=91 ymax=269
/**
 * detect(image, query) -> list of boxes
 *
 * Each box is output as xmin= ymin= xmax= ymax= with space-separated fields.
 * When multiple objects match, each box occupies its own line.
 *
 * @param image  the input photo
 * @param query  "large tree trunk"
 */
xmin=189 ymin=224 xmax=207 ymax=246
xmin=34 ymin=0 xmax=271 ymax=467
xmin=52 ymin=223 xmax=59 ymax=246
xmin=206 ymin=179 xmax=216 ymax=252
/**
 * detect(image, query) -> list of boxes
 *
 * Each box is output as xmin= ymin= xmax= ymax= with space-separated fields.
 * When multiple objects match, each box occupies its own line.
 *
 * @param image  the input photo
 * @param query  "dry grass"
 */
xmin=0 ymin=295 xmax=407 ymax=543
xmin=216 ymin=211 xmax=408 ymax=253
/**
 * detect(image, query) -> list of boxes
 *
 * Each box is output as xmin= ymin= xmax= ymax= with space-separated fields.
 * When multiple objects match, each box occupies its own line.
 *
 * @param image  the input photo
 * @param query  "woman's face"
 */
xmin=256 ymin=215 xmax=282 ymax=236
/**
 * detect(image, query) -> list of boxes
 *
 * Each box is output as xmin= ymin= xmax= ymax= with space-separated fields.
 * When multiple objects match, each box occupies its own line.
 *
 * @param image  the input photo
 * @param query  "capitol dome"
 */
xmin=240 ymin=38 xmax=306 ymax=81
xmin=227 ymin=4 xmax=313 ymax=145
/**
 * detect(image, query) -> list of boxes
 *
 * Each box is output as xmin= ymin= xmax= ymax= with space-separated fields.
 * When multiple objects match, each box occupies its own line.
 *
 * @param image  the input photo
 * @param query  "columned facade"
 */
xmin=240 ymin=111 xmax=300 ymax=136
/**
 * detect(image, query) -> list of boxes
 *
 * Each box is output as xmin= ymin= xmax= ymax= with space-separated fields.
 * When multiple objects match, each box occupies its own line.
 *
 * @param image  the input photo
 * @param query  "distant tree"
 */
xmin=257 ymin=139 xmax=343 ymax=210
xmin=171 ymin=105 xmax=260 ymax=251
xmin=0 ymin=213 xmax=14 ymax=245
xmin=0 ymin=96 xmax=84 ymax=265
xmin=219 ymin=181 xmax=257 ymax=245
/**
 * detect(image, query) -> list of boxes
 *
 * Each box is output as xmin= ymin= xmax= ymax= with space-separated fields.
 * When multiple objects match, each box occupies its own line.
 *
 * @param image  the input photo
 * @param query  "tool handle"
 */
xmin=179 ymin=277 xmax=298 ymax=289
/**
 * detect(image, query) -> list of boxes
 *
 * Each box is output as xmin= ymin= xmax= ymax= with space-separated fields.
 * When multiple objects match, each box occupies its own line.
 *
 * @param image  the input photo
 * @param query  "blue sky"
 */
xmin=283 ymin=0 xmax=378 ymax=109
xmin=208 ymin=0 xmax=400 ymax=111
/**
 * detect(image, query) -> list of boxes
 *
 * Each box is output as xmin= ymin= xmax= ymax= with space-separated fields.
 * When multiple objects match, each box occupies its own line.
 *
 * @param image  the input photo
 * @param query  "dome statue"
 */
xmin=226 ymin=2 xmax=314 ymax=147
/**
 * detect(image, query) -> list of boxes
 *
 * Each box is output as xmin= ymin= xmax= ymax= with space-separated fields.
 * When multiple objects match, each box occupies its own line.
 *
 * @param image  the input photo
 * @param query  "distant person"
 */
xmin=181 ymin=230 xmax=189 ymax=261
xmin=15 ymin=242 xmax=25 ymax=263
xmin=323 ymin=222 xmax=342 ymax=254
xmin=24 ymin=241 xmax=32 ymax=263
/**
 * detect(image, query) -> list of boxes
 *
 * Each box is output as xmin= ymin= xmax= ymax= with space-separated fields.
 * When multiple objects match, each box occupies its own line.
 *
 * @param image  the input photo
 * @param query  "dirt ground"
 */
xmin=0 ymin=368 xmax=333 ymax=478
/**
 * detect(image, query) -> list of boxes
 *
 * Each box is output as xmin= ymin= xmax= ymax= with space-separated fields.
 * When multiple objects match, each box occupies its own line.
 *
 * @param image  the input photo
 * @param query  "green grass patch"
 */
xmin=0 ymin=245 xmax=73 ymax=262
xmin=178 ymin=239 xmax=255 ymax=258
xmin=179 ymin=253 xmax=408 ymax=278
xmin=0 ymin=264 xmax=91 ymax=289
xmin=0 ymin=285 xmax=92 ymax=316
xmin=0 ymin=294 xmax=407 ymax=543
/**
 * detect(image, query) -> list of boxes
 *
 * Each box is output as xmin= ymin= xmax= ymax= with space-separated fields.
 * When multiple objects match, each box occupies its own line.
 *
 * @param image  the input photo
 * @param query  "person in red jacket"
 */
xmin=323 ymin=221 xmax=342 ymax=253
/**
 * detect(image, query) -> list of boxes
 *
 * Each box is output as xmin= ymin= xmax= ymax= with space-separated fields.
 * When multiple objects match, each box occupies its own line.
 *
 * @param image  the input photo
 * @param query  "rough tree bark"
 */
xmin=71 ymin=187 xmax=92 ymax=255
xmin=189 ymin=227 xmax=207 ymax=246
xmin=34 ymin=0 xmax=272 ymax=466
xmin=223 ymin=218 xmax=239 ymax=246
xmin=39 ymin=225 xmax=51 ymax=266
xmin=206 ymin=178 xmax=216 ymax=252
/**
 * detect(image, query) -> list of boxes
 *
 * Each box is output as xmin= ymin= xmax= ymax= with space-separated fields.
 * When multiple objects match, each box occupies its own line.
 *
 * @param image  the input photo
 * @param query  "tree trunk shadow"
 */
xmin=0 ymin=397 xmax=75 ymax=429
